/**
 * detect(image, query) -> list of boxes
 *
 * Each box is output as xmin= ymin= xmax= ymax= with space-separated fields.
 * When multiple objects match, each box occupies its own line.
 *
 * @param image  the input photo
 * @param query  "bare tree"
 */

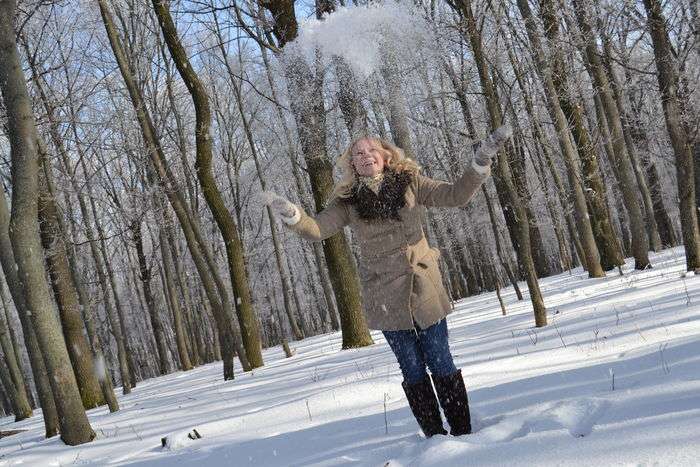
xmin=0 ymin=0 xmax=95 ymax=444
xmin=514 ymin=0 xmax=604 ymax=278
xmin=257 ymin=0 xmax=374 ymax=346
xmin=642 ymin=0 xmax=700 ymax=271
xmin=571 ymin=0 xmax=651 ymax=270
xmin=97 ymin=0 xmax=250 ymax=378
xmin=152 ymin=0 xmax=264 ymax=368
xmin=447 ymin=0 xmax=547 ymax=327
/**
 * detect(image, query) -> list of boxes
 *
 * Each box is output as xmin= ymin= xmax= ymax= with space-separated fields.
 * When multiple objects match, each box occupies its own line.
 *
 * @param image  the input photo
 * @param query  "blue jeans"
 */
xmin=382 ymin=319 xmax=458 ymax=385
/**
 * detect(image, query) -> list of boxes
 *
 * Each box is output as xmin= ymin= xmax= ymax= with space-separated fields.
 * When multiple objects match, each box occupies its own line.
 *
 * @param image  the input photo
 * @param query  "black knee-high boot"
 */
xmin=432 ymin=370 xmax=471 ymax=436
xmin=401 ymin=376 xmax=448 ymax=437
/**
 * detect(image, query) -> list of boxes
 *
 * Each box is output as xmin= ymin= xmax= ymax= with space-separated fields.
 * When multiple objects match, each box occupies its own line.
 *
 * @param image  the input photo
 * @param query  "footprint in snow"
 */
xmin=546 ymin=398 xmax=609 ymax=438
xmin=470 ymin=410 xmax=505 ymax=434
xmin=469 ymin=398 xmax=609 ymax=443
xmin=473 ymin=415 xmax=531 ymax=443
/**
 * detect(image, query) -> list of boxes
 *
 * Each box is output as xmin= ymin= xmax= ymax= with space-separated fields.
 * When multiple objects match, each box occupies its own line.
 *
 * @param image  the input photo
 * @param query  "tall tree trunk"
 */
xmin=97 ymin=0 xmax=249 ymax=377
xmin=152 ymin=0 xmax=263 ymax=368
xmin=334 ymin=56 xmax=369 ymax=139
xmin=380 ymin=51 xmax=415 ymax=159
xmin=261 ymin=1 xmax=373 ymax=348
xmin=37 ymin=147 xmax=119 ymax=413
xmin=158 ymin=212 xmax=193 ymax=371
xmin=37 ymin=154 xmax=107 ymax=410
xmin=33 ymin=88 xmax=120 ymax=407
xmin=257 ymin=42 xmax=341 ymax=332
xmin=131 ymin=218 xmax=171 ymax=375
xmin=599 ymin=31 xmax=662 ymax=252
xmin=539 ymin=0 xmax=624 ymax=271
xmin=482 ymin=187 xmax=523 ymax=299
xmin=452 ymin=0 xmax=547 ymax=326
xmin=86 ymin=184 xmax=135 ymax=393
xmin=159 ymin=42 xmax=198 ymax=208
xmin=643 ymin=0 xmax=700 ymax=271
xmin=517 ymin=134 xmax=554 ymax=277
xmin=0 ymin=282 xmax=34 ymax=410
xmin=0 ymin=1 xmax=95 ymax=444
xmin=0 ymin=187 xmax=58 ymax=437
xmin=572 ymin=0 xmax=651 ymax=269
xmin=0 ymin=292 xmax=32 ymax=420
xmin=514 ymin=0 xmax=604 ymax=278
xmin=0 ymin=357 xmax=28 ymax=420
xmin=696 ymin=145 xmax=700 ymax=232
xmin=171 ymin=238 xmax=199 ymax=366
xmin=501 ymin=41 xmax=572 ymax=272
xmin=443 ymin=66 xmax=524 ymax=297
xmin=620 ymin=64 xmax=678 ymax=248
xmin=211 ymin=16 xmax=304 ymax=341
xmin=23 ymin=30 xmax=134 ymax=397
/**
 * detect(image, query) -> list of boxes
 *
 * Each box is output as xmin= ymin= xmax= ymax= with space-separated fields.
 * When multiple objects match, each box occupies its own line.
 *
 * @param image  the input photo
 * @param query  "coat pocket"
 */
xmin=414 ymin=248 xmax=446 ymax=303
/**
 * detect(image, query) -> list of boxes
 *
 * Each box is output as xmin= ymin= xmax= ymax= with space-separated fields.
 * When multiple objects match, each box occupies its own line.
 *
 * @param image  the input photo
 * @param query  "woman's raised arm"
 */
xmin=415 ymin=125 xmax=511 ymax=208
xmin=415 ymin=166 xmax=490 ymax=208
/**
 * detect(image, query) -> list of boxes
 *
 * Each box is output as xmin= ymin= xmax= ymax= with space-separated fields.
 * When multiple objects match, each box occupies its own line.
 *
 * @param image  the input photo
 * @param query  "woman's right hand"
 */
xmin=260 ymin=191 xmax=300 ymax=225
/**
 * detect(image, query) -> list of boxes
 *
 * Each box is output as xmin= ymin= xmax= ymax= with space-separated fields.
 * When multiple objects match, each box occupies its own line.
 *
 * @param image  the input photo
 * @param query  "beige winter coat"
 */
xmin=287 ymin=165 xmax=490 ymax=331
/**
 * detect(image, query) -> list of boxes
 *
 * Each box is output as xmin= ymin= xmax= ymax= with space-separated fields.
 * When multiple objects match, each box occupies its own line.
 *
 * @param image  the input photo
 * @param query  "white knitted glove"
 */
xmin=260 ymin=191 xmax=301 ymax=225
xmin=471 ymin=124 xmax=513 ymax=174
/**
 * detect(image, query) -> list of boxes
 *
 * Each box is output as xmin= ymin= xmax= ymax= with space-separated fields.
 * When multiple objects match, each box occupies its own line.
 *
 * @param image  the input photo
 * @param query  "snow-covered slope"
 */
xmin=1 ymin=247 xmax=699 ymax=466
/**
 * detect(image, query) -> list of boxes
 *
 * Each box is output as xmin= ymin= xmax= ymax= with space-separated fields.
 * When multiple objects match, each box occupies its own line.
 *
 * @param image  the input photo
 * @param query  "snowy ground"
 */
xmin=1 ymin=247 xmax=699 ymax=466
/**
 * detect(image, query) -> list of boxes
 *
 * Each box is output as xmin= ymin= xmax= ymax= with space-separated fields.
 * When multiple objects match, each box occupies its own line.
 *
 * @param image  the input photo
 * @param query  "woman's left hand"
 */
xmin=472 ymin=124 xmax=513 ymax=170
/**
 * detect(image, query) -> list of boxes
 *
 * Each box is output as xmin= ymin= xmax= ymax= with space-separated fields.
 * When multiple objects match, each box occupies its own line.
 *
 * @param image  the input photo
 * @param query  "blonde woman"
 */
xmin=262 ymin=126 xmax=511 ymax=437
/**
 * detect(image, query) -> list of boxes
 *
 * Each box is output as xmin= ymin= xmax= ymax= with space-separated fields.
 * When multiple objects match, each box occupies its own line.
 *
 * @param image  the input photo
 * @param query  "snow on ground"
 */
xmin=1 ymin=247 xmax=699 ymax=466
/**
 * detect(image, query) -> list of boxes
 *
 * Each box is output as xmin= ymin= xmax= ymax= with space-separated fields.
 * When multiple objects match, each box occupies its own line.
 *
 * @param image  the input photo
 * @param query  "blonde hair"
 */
xmin=330 ymin=137 xmax=421 ymax=199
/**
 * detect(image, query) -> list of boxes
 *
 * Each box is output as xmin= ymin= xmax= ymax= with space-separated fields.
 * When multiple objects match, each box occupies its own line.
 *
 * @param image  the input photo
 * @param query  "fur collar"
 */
xmin=343 ymin=169 xmax=412 ymax=221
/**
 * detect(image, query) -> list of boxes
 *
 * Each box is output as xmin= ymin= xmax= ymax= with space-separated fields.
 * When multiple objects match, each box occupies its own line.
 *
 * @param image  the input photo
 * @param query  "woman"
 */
xmin=262 ymin=125 xmax=511 ymax=437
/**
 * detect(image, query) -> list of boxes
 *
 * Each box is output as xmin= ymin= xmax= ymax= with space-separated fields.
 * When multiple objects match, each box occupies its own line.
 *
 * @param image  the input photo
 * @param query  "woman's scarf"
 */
xmin=344 ymin=169 xmax=412 ymax=221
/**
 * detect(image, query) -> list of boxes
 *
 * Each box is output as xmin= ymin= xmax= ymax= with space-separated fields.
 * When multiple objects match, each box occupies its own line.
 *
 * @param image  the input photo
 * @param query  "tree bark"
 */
xmin=97 ymin=0 xmax=249 ymax=377
xmin=0 ymin=290 xmax=32 ymax=420
xmin=643 ymin=0 xmax=700 ymax=271
xmin=261 ymin=1 xmax=373 ymax=347
xmin=443 ymin=65 xmax=524 ymax=297
xmin=539 ymin=0 xmax=624 ymax=271
xmin=159 ymin=213 xmax=193 ymax=371
xmin=0 ymin=187 xmax=58 ymax=437
xmin=37 ymin=154 xmax=107 ymax=410
xmin=514 ymin=0 xmax=604 ymax=278
xmin=257 ymin=42 xmax=341 ymax=332
xmin=619 ymin=64 xmax=678 ymax=248
xmin=37 ymin=146 xmax=119 ymax=413
xmin=24 ymin=47 xmax=130 ymax=401
xmin=572 ymin=0 xmax=651 ymax=269
xmin=0 ymin=278 xmax=30 ymax=402
xmin=598 ymin=30 xmax=662 ymax=252
xmin=131 ymin=217 xmax=171 ymax=375
xmin=452 ymin=0 xmax=547 ymax=326
xmin=0 ymin=1 xmax=95 ymax=444
xmin=211 ymin=15 xmax=304 ymax=341
xmin=85 ymin=181 xmax=134 ymax=393
xmin=152 ymin=0 xmax=263 ymax=368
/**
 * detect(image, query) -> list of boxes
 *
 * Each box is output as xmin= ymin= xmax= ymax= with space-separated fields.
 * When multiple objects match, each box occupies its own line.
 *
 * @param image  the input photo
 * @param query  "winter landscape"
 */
xmin=1 ymin=248 xmax=699 ymax=466
xmin=1 ymin=0 xmax=699 ymax=465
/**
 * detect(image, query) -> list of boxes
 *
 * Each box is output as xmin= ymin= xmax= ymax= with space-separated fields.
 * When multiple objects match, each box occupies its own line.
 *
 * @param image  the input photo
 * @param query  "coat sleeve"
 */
xmin=414 ymin=165 xmax=490 ymax=208
xmin=285 ymin=198 xmax=351 ymax=242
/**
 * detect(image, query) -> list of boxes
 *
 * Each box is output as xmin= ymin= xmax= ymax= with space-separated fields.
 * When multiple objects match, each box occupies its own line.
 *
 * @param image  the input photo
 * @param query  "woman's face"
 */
xmin=351 ymin=139 xmax=386 ymax=177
